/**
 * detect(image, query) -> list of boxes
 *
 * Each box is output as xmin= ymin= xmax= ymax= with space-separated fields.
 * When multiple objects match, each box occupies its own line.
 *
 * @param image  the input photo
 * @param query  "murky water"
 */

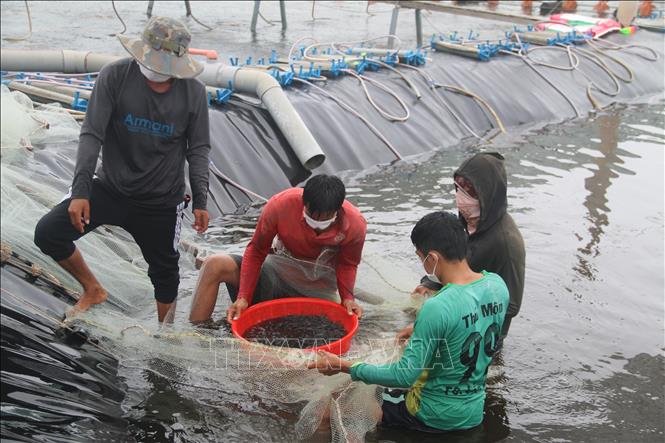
xmin=2 ymin=1 xmax=664 ymax=442
xmin=112 ymin=101 xmax=663 ymax=443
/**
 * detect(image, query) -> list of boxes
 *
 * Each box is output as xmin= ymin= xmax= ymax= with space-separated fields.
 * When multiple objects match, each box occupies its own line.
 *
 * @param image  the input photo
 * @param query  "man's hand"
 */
xmin=395 ymin=323 xmax=414 ymax=345
xmin=192 ymin=209 xmax=209 ymax=234
xmin=343 ymin=299 xmax=363 ymax=318
xmin=411 ymin=284 xmax=436 ymax=298
xmin=226 ymin=298 xmax=249 ymax=323
xmin=307 ymin=350 xmax=351 ymax=376
xmin=68 ymin=198 xmax=90 ymax=234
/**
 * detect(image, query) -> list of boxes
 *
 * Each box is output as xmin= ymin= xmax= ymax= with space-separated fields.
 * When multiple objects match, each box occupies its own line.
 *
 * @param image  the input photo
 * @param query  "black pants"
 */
xmin=34 ymin=180 xmax=185 ymax=304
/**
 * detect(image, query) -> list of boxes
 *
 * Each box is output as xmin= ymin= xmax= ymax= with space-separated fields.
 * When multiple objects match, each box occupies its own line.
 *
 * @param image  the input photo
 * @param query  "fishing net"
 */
xmin=71 ymin=303 xmax=406 ymax=442
xmin=1 ymin=84 xmax=419 ymax=442
xmin=0 ymin=84 xmax=83 ymax=149
xmin=0 ymin=85 xmax=152 ymax=311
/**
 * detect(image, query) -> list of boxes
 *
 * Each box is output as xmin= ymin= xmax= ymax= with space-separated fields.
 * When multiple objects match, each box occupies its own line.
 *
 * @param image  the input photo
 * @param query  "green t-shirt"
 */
xmin=350 ymin=271 xmax=509 ymax=431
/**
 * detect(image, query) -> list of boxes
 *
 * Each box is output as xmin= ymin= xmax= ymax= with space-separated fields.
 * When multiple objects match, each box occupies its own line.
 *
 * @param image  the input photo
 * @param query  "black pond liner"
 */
xmin=1 ymin=262 xmax=128 ymax=441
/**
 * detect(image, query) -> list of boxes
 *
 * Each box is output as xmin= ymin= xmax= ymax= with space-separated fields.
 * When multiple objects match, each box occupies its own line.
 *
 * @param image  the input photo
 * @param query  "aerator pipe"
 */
xmin=5 ymin=80 xmax=76 ymax=106
xmin=22 ymin=80 xmax=92 ymax=100
xmin=0 ymin=49 xmax=121 ymax=73
xmin=198 ymin=64 xmax=325 ymax=170
xmin=346 ymin=47 xmax=413 ymax=57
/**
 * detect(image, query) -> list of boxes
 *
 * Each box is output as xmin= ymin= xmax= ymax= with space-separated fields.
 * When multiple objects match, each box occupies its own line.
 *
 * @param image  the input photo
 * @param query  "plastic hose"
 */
xmin=293 ymin=77 xmax=403 ymax=161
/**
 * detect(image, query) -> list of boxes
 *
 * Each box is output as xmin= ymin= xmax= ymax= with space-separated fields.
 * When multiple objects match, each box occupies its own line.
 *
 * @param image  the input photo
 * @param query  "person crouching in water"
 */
xmin=308 ymin=211 xmax=509 ymax=433
xmin=189 ymin=174 xmax=366 ymax=324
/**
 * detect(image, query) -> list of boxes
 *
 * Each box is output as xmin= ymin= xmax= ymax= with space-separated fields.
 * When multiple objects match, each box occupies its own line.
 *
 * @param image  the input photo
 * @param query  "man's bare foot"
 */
xmin=66 ymin=286 xmax=108 ymax=318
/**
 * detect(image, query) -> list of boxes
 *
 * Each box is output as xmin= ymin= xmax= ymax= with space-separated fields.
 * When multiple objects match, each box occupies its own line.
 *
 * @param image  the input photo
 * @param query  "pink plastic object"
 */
xmin=188 ymin=48 xmax=218 ymax=60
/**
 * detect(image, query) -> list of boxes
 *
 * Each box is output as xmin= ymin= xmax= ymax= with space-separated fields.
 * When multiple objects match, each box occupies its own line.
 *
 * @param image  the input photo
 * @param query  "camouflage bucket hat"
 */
xmin=117 ymin=16 xmax=203 ymax=79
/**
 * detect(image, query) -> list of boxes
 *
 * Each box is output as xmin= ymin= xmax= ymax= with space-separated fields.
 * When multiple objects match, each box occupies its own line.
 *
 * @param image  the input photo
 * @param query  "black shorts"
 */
xmin=34 ymin=179 xmax=185 ymax=304
xmin=381 ymin=394 xmax=448 ymax=434
xmin=225 ymin=254 xmax=305 ymax=304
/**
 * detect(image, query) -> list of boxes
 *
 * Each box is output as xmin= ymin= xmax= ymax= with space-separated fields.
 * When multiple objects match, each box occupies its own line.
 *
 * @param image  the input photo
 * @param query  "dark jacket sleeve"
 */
xmin=71 ymin=65 xmax=115 ymax=199
xmin=186 ymin=83 xmax=211 ymax=210
xmin=468 ymin=215 xmax=525 ymax=319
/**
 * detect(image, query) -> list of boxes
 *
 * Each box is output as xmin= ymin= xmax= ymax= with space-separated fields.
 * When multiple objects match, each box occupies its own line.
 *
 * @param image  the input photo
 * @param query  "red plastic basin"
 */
xmin=231 ymin=297 xmax=358 ymax=355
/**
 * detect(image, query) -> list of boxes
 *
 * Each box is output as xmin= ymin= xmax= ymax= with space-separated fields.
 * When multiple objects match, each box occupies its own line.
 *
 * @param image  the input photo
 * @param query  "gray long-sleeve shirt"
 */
xmin=71 ymin=58 xmax=210 ymax=210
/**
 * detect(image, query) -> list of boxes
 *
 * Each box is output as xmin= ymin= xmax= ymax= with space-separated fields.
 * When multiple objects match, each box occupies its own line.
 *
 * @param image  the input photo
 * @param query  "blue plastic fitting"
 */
xmin=71 ymin=91 xmax=88 ymax=111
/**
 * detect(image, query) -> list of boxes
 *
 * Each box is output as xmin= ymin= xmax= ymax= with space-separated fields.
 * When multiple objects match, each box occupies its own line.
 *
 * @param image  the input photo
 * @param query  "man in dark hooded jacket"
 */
xmin=405 ymin=152 xmax=525 ymax=343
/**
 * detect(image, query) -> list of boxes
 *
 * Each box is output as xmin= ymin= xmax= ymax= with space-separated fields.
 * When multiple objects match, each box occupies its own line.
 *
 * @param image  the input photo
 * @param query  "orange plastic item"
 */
xmin=639 ymin=0 xmax=654 ymax=18
xmin=562 ymin=0 xmax=577 ymax=12
xmin=522 ymin=0 xmax=533 ymax=15
xmin=594 ymin=1 xmax=609 ymax=16
xmin=188 ymin=48 xmax=218 ymax=60
xmin=232 ymin=297 xmax=359 ymax=355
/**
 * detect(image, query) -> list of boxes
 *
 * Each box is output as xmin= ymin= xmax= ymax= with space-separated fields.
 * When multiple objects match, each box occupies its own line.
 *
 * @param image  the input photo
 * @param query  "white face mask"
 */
xmin=422 ymin=253 xmax=441 ymax=284
xmin=139 ymin=63 xmax=171 ymax=83
xmin=303 ymin=209 xmax=337 ymax=230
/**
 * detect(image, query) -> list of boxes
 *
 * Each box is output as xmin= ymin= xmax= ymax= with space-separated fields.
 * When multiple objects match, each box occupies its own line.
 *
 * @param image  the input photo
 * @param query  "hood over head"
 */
xmin=454 ymin=152 xmax=507 ymax=235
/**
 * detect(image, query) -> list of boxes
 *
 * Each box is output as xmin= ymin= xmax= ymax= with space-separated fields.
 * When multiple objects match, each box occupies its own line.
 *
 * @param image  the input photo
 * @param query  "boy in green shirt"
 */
xmin=308 ymin=211 xmax=509 ymax=432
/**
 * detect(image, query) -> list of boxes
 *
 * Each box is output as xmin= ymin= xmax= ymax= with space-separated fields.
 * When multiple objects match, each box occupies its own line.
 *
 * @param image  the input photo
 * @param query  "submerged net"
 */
xmin=74 ymin=305 xmax=404 ymax=442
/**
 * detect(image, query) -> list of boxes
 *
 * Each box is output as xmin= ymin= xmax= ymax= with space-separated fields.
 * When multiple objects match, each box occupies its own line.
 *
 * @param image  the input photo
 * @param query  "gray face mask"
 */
xmin=422 ymin=254 xmax=441 ymax=284
xmin=139 ymin=63 xmax=171 ymax=83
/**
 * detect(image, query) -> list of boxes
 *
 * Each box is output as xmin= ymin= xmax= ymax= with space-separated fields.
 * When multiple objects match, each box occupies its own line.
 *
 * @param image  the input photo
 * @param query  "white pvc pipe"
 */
xmin=1 ymin=49 xmax=121 ymax=73
xmin=1 ymin=49 xmax=326 ymax=170
xmin=199 ymin=64 xmax=325 ymax=170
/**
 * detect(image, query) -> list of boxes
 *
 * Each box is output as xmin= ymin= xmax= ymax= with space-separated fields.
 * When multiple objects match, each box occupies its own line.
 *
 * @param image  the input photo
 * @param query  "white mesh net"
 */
xmin=1 ymin=85 xmax=153 ymax=310
xmin=0 ymin=85 xmax=418 ymax=441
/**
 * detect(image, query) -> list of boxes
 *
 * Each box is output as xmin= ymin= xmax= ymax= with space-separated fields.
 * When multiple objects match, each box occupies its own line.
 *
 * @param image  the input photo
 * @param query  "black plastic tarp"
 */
xmin=203 ymin=31 xmax=664 ymax=217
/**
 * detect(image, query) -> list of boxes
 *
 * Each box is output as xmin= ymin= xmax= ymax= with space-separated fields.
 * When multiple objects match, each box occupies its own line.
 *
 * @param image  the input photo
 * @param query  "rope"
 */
xmin=395 ymin=63 xmax=488 ymax=141
xmin=258 ymin=10 xmax=276 ymax=26
xmin=577 ymin=44 xmax=634 ymax=83
xmin=366 ymin=58 xmax=421 ymax=99
xmin=341 ymin=69 xmax=410 ymax=122
xmin=288 ymin=36 xmax=319 ymax=62
xmin=589 ymin=38 xmax=659 ymax=62
xmin=184 ymin=0 xmax=214 ymax=30
xmin=1 ymin=242 xmax=71 ymax=297
xmin=507 ymin=33 xmax=582 ymax=117
xmin=4 ymin=0 xmax=32 ymax=41
xmin=524 ymin=44 xmax=621 ymax=106
xmin=209 ymin=161 xmax=268 ymax=202
xmin=293 ymin=77 xmax=403 ymax=161
xmin=526 ymin=45 xmax=580 ymax=70
xmin=110 ymin=0 xmax=127 ymax=36
xmin=434 ymin=83 xmax=506 ymax=133
xmin=361 ymin=258 xmax=411 ymax=294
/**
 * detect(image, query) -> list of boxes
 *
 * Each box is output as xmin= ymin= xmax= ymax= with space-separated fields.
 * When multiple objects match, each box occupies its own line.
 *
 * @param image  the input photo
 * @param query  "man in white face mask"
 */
xmin=34 ymin=16 xmax=210 ymax=323
xmin=308 ymin=211 xmax=509 ymax=434
xmin=190 ymin=174 xmax=367 ymax=325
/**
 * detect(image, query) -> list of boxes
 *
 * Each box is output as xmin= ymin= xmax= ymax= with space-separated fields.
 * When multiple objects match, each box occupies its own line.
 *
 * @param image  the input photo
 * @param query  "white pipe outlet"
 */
xmin=199 ymin=64 xmax=325 ymax=170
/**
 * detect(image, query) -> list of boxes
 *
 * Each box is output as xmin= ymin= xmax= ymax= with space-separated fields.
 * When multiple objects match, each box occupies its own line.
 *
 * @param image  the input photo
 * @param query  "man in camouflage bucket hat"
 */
xmin=34 ymin=17 xmax=210 ymax=323
xmin=118 ymin=16 xmax=203 ymax=79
